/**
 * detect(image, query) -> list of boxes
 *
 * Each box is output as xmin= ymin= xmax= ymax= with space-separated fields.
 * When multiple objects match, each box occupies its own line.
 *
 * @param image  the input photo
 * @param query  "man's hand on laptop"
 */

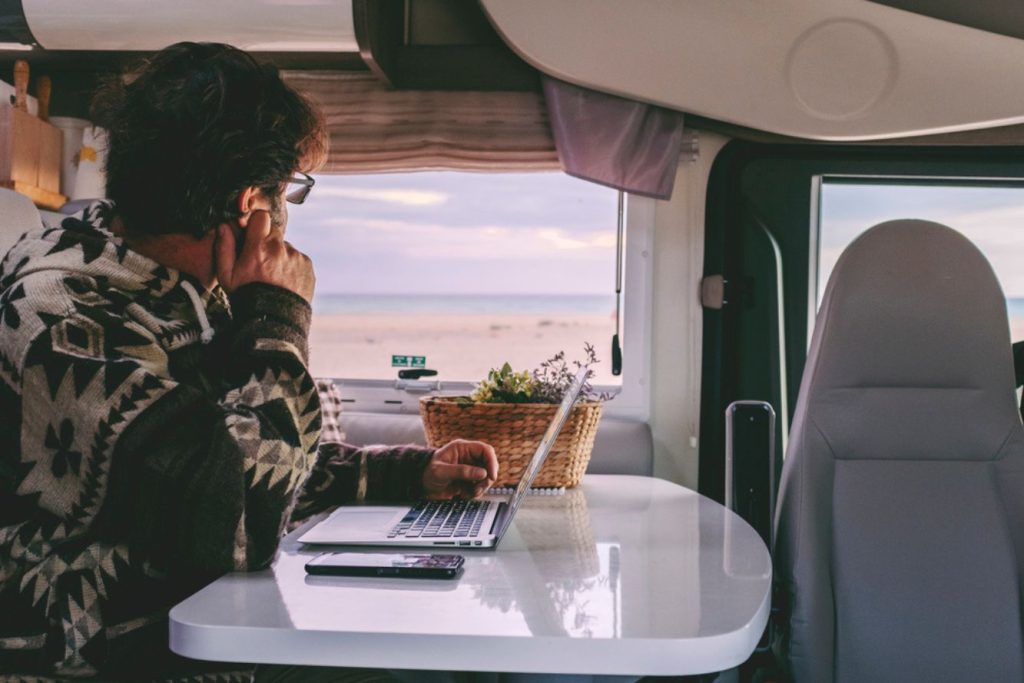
xmin=423 ymin=440 xmax=499 ymax=500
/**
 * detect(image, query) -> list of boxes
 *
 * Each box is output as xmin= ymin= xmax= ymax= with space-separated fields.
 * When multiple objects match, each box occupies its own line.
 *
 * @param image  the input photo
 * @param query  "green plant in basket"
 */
xmin=470 ymin=363 xmax=537 ymax=403
xmin=468 ymin=342 xmax=611 ymax=404
xmin=421 ymin=343 xmax=607 ymax=488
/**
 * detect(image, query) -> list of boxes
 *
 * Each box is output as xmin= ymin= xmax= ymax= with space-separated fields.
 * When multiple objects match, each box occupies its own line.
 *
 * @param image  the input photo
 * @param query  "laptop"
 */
xmin=298 ymin=367 xmax=590 ymax=549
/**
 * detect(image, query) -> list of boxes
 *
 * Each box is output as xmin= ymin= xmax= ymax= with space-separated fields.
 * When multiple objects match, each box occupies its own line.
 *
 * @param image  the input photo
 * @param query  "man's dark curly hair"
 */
xmin=91 ymin=42 xmax=327 ymax=238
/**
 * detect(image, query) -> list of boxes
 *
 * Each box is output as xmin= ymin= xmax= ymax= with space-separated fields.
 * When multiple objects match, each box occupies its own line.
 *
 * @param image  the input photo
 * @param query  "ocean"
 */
xmin=311 ymin=293 xmax=617 ymax=316
xmin=1010 ymin=298 xmax=1024 ymax=329
xmin=313 ymin=294 xmax=1024 ymax=327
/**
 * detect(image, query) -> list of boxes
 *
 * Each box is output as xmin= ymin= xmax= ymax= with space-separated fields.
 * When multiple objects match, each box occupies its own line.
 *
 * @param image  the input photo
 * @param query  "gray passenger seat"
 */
xmin=774 ymin=220 xmax=1024 ymax=682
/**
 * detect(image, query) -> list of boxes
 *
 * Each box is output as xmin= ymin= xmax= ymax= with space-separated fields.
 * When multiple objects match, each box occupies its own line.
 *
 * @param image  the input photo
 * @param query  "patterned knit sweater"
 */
xmin=0 ymin=202 xmax=435 ymax=680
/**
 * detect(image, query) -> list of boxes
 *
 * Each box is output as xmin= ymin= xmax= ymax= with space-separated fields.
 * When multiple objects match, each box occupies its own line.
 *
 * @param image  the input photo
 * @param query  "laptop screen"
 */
xmin=495 ymin=366 xmax=590 ymax=537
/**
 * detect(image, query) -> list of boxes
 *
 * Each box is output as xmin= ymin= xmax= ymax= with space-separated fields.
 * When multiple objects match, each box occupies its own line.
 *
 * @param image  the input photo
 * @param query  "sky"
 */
xmin=283 ymin=171 xmax=620 ymax=296
xmin=819 ymin=182 xmax=1024 ymax=299
xmin=284 ymin=173 xmax=1024 ymax=301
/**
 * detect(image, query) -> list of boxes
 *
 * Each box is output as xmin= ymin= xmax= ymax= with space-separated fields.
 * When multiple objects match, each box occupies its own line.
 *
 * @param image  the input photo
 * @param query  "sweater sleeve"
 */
xmin=21 ymin=282 xmax=322 ymax=576
xmin=291 ymin=442 xmax=435 ymax=524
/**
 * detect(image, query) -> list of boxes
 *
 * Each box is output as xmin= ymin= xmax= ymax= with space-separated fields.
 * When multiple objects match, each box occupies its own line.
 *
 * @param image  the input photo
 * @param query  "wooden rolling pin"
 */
xmin=13 ymin=59 xmax=28 ymax=112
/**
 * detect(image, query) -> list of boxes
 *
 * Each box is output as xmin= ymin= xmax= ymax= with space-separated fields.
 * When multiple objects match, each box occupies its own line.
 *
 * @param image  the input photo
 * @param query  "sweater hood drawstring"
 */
xmin=180 ymin=280 xmax=215 ymax=344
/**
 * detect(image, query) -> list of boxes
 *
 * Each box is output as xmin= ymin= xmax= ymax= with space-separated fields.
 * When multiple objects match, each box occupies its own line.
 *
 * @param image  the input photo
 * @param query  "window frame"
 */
xmin=320 ymin=193 xmax=655 ymax=421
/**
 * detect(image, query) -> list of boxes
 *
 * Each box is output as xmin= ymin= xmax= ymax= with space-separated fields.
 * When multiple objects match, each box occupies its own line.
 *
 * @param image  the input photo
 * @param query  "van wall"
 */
xmin=650 ymin=131 xmax=730 ymax=490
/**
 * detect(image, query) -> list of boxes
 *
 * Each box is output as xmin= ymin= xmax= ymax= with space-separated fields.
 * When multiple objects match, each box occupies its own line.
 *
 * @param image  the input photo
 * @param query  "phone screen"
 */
xmin=305 ymin=552 xmax=464 ymax=579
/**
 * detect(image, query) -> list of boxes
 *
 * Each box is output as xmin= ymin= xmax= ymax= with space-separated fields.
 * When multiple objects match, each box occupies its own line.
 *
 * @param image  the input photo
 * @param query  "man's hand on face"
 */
xmin=422 ymin=439 xmax=500 ymax=500
xmin=215 ymin=210 xmax=316 ymax=303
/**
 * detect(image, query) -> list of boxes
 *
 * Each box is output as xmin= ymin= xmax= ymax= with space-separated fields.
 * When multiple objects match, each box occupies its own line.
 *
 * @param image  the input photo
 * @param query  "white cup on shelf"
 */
xmin=48 ymin=116 xmax=90 ymax=198
xmin=73 ymin=124 xmax=108 ymax=200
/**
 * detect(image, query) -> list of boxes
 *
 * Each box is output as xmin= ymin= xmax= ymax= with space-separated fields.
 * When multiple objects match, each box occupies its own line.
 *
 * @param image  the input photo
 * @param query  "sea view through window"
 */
xmin=286 ymin=172 xmax=622 ymax=385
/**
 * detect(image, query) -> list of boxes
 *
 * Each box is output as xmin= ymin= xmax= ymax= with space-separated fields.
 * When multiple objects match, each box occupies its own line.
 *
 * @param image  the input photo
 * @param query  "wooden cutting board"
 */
xmin=0 ymin=61 xmax=66 ymax=210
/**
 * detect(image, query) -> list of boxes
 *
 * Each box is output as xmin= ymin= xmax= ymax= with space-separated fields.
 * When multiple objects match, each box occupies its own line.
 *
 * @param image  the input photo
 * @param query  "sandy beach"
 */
xmin=308 ymin=313 xmax=621 ymax=386
xmin=308 ymin=313 xmax=1024 ymax=389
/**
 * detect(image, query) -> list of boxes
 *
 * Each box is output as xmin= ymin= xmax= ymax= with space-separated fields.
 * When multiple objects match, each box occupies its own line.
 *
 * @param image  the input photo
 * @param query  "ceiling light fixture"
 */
xmin=0 ymin=43 xmax=35 ymax=51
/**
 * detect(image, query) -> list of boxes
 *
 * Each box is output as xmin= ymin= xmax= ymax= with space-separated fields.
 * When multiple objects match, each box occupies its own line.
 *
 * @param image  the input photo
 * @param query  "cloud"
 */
xmin=308 ymin=217 xmax=615 ymax=260
xmin=294 ymin=172 xmax=616 ymax=232
xmin=313 ymin=187 xmax=450 ymax=207
xmin=537 ymin=229 xmax=617 ymax=250
xmin=283 ymin=171 xmax=621 ymax=296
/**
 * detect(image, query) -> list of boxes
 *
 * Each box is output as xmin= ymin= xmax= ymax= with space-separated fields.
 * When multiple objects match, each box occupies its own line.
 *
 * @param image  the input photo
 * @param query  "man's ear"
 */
xmin=235 ymin=187 xmax=258 ymax=228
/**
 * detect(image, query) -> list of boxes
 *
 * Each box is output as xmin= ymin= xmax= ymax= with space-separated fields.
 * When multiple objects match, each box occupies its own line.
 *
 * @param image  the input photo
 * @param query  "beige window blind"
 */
xmin=284 ymin=72 xmax=559 ymax=173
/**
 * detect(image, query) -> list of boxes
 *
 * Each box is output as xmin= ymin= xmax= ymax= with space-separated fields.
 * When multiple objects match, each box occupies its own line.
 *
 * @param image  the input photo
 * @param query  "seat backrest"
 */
xmin=774 ymin=220 xmax=1024 ymax=682
xmin=0 ymin=188 xmax=43 ymax=260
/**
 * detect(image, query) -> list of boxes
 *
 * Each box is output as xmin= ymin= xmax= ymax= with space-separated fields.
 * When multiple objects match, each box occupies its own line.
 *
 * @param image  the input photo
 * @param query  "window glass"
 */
xmin=286 ymin=172 xmax=622 ymax=385
xmin=818 ymin=181 xmax=1024 ymax=341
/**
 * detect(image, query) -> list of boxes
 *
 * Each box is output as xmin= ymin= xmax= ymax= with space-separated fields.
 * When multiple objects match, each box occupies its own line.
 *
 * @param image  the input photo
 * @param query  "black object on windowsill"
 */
xmin=611 ymin=334 xmax=622 ymax=376
xmin=398 ymin=369 xmax=438 ymax=380
xmin=1014 ymin=341 xmax=1024 ymax=388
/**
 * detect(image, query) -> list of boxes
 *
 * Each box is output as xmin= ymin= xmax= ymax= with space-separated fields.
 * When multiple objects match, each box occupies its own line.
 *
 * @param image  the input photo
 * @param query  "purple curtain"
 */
xmin=542 ymin=76 xmax=685 ymax=200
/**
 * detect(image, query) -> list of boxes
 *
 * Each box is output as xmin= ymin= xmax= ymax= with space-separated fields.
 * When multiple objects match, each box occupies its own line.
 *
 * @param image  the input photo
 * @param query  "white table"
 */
xmin=170 ymin=475 xmax=771 ymax=677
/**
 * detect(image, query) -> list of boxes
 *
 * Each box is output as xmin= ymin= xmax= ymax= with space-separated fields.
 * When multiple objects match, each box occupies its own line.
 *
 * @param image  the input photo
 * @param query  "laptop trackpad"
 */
xmin=300 ymin=506 xmax=407 ymax=543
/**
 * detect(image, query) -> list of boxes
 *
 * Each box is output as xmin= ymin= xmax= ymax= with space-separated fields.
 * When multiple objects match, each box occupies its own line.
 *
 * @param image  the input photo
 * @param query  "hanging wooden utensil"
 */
xmin=13 ymin=60 xmax=29 ymax=112
xmin=36 ymin=75 xmax=51 ymax=121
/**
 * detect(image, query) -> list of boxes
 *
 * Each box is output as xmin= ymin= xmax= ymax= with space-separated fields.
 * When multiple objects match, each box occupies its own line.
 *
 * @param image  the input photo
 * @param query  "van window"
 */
xmin=287 ymin=171 xmax=624 ymax=386
xmin=817 ymin=180 xmax=1024 ymax=340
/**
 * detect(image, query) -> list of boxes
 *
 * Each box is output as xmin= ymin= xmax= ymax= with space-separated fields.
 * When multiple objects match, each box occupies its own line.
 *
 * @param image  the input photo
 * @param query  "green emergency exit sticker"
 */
xmin=392 ymin=355 xmax=427 ymax=367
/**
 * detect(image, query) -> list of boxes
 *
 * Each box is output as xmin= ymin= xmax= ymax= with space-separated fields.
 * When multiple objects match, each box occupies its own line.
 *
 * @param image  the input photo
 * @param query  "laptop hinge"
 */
xmin=488 ymin=502 xmax=509 ymax=536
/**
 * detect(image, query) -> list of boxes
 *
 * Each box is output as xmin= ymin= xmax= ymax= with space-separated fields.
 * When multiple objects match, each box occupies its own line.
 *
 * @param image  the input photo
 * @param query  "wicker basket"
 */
xmin=419 ymin=397 xmax=602 ymax=488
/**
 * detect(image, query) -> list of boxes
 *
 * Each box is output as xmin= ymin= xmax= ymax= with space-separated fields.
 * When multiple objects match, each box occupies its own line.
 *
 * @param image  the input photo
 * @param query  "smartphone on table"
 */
xmin=305 ymin=552 xmax=465 ymax=579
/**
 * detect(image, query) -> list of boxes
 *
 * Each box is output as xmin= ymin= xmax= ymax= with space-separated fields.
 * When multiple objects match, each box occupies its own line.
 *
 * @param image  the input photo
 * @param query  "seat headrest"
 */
xmin=802 ymin=219 xmax=1019 ymax=461
xmin=0 ymin=188 xmax=43 ymax=259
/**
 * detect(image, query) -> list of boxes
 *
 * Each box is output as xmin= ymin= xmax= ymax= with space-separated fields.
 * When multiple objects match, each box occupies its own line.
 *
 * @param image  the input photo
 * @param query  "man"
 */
xmin=0 ymin=42 xmax=497 ymax=680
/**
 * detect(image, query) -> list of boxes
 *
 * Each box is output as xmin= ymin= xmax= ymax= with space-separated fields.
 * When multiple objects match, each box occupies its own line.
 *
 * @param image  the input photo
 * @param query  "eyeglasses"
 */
xmin=285 ymin=172 xmax=315 ymax=205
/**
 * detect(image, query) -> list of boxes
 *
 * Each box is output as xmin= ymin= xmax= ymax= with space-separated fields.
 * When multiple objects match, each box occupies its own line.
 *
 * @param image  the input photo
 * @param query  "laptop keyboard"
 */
xmin=388 ymin=499 xmax=491 ymax=539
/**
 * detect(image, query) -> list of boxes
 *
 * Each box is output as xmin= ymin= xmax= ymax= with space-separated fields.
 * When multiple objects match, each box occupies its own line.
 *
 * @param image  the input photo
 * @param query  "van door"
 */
xmin=700 ymin=142 xmax=1024 ymax=503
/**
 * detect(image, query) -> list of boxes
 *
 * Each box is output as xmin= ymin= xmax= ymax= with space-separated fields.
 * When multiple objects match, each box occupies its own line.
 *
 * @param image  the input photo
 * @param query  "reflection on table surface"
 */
xmin=176 ymin=476 xmax=769 ymax=638
xmin=170 ymin=475 xmax=772 ymax=675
